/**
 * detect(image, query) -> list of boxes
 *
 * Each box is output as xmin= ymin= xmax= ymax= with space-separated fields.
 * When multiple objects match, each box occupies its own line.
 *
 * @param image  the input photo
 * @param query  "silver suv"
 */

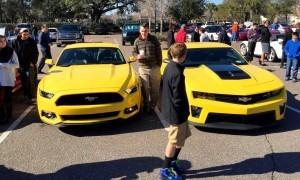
xmin=56 ymin=24 xmax=84 ymax=47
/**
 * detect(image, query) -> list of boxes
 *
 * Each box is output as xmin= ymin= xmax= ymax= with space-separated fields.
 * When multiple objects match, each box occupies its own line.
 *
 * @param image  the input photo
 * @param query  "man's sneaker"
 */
xmin=292 ymin=79 xmax=297 ymax=83
xmin=171 ymin=160 xmax=185 ymax=175
xmin=160 ymin=168 xmax=182 ymax=180
xmin=285 ymin=77 xmax=290 ymax=81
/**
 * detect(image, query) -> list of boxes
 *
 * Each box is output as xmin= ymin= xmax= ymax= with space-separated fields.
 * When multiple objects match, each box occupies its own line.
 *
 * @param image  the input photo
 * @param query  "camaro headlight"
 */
xmin=125 ymin=84 xmax=139 ymax=94
xmin=39 ymin=89 xmax=54 ymax=99
xmin=193 ymin=91 xmax=215 ymax=100
xmin=123 ymin=33 xmax=127 ymax=37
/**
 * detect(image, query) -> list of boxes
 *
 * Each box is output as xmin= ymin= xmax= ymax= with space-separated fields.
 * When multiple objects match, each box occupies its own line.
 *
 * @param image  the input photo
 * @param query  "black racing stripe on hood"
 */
xmin=206 ymin=65 xmax=251 ymax=80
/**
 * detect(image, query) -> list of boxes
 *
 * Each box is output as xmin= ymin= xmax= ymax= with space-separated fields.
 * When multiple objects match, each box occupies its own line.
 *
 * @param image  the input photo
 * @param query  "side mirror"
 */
xmin=45 ymin=59 xmax=54 ymax=65
xmin=129 ymin=56 xmax=136 ymax=62
xmin=163 ymin=58 xmax=170 ymax=63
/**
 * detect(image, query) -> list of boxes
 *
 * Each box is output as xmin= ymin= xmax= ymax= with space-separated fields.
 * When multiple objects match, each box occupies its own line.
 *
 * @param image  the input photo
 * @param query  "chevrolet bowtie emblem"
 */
xmin=238 ymin=97 xmax=252 ymax=103
xmin=85 ymin=97 xmax=98 ymax=102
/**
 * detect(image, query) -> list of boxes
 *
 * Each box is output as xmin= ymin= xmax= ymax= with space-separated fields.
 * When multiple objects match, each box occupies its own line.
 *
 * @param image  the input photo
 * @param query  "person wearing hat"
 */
xmin=12 ymin=28 xmax=39 ymax=104
xmin=0 ymin=34 xmax=19 ymax=124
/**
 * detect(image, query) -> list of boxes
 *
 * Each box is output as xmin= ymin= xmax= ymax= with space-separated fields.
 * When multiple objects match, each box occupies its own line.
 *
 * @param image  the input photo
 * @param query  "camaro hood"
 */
xmin=41 ymin=64 xmax=132 ymax=93
xmin=185 ymin=64 xmax=283 ymax=95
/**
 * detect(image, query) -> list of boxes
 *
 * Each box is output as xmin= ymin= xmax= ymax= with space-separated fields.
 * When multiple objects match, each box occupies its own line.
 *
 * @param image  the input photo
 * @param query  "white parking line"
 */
xmin=287 ymin=105 xmax=300 ymax=114
xmin=0 ymin=105 xmax=34 ymax=144
xmin=113 ymin=38 xmax=119 ymax=46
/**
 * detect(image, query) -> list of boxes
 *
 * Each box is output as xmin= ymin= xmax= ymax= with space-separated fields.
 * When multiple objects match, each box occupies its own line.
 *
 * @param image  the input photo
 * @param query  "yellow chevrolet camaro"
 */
xmin=161 ymin=42 xmax=287 ymax=130
xmin=37 ymin=43 xmax=142 ymax=126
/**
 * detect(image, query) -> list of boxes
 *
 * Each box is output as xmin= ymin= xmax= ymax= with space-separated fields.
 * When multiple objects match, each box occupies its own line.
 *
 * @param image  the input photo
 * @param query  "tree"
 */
xmin=167 ymin=0 xmax=206 ymax=21
xmin=206 ymin=3 xmax=218 ymax=21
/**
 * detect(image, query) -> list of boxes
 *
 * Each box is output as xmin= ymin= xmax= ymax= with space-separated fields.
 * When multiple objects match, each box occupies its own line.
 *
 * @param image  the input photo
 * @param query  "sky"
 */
xmin=208 ymin=0 xmax=223 ymax=5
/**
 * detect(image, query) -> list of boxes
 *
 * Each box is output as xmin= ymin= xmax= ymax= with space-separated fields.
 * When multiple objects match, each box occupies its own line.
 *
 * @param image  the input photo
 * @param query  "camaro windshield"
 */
xmin=180 ymin=48 xmax=248 ymax=67
xmin=56 ymin=47 xmax=126 ymax=66
xmin=124 ymin=24 xmax=139 ymax=31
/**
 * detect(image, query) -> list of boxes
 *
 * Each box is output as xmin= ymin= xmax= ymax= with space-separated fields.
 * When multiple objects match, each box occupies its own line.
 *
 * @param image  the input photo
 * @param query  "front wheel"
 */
xmin=240 ymin=43 xmax=248 ymax=56
xmin=267 ymin=48 xmax=277 ymax=62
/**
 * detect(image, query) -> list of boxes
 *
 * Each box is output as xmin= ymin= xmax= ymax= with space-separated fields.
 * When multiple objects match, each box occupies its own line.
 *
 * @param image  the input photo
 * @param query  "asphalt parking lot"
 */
xmin=0 ymin=34 xmax=300 ymax=179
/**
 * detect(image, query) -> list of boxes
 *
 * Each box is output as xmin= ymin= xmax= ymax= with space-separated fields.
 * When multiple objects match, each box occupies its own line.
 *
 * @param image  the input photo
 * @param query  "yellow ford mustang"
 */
xmin=161 ymin=42 xmax=287 ymax=130
xmin=37 ymin=43 xmax=142 ymax=126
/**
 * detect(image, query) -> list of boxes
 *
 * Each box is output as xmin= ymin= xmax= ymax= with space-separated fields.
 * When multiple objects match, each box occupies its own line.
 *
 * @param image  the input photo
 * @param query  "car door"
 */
xmin=254 ymin=40 xmax=262 ymax=56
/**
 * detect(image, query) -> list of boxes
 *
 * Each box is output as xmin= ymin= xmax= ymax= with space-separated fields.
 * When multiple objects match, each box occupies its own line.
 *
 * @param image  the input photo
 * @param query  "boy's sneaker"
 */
xmin=285 ymin=77 xmax=290 ymax=81
xmin=171 ymin=159 xmax=185 ymax=175
xmin=292 ymin=79 xmax=297 ymax=83
xmin=160 ymin=168 xmax=182 ymax=180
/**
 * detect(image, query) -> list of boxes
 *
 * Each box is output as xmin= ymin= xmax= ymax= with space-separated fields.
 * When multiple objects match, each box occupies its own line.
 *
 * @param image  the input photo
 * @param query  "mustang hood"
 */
xmin=41 ymin=64 xmax=132 ymax=93
xmin=185 ymin=64 xmax=283 ymax=95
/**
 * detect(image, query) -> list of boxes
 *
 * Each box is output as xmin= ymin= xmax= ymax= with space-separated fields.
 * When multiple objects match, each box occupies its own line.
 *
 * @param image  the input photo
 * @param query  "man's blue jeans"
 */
xmin=286 ymin=57 xmax=299 ymax=79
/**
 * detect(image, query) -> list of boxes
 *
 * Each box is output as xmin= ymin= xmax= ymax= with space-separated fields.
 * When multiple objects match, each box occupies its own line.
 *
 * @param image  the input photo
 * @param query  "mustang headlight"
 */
xmin=193 ymin=91 xmax=215 ymax=100
xmin=39 ymin=89 xmax=54 ymax=99
xmin=125 ymin=84 xmax=139 ymax=94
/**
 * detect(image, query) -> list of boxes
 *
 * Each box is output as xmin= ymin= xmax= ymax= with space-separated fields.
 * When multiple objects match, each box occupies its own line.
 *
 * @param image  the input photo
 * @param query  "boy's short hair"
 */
xmin=170 ymin=43 xmax=187 ymax=59
xmin=140 ymin=23 xmax=149 ymax=29
xmin=292 ymin=32 xmax=299 ymax=37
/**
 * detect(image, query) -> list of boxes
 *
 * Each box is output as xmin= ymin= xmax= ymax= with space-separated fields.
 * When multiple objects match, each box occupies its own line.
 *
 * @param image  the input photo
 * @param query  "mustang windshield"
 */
xmin=181 ymin=48 xmax=248 ymax=67
xmin=57 ymin=48 xmax=126 ymax=66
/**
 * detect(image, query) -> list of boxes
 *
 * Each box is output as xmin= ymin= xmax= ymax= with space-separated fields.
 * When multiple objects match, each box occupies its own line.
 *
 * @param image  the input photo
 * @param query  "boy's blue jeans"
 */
xmin=285 ymin=57 xmax=299 ymax=79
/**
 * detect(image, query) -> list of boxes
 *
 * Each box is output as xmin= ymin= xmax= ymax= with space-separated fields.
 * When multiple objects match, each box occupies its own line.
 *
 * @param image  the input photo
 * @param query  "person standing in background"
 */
xmin=246 ymin=23 xmax=259 ymax=61
xmin=259 ymin=21 xmax=271 ymax=66
xmin=12 ymin=28 xmax=39 ymax=104
xmin=281 ymin=28 xmax=293 ymax=68
xmin=191 ymin=26 xmax=200 ymax=42
xmin=199 ymin=28 xmax=209 ymax=42
xmin=132 ymin=23 xmax=162 ymax=115
xmin=0 ymin=34 xmax=19 ymax=124
xmin=176 ymin=24 xmax=187 ymax=43
xmin=284 ymin=32 xmax=300 ymax=83
xmin=32 ymin=24 xmax=38 ymax=42
xmin=231 ymin=22 xmax=239 ymax=42
xmin=167 ymin=23 xmax=176 ymax=48
xmin=38 ymin=24 xmax=52 ymax=74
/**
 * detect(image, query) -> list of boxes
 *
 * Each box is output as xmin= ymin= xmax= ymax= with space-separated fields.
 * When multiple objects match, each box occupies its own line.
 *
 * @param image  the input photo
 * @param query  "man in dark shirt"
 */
xmin=191 ymin=26 xmax=200 ymax=42
xmin=38 ymin=24 xmax=52 ymax=73
xmin=167 ymin=23 xmax=176 ymax=48
xmin=12 ymin=28 xmax=39 ymax=104
xmin=160 ymin=42 xmax=191 ymax=180
xmin=259 ymin=21 xmax=271 ymax=66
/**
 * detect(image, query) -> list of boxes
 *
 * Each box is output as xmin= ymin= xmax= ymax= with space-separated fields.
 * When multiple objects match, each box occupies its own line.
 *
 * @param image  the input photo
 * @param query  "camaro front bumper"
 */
xmin=188 ymin=89 xmax=287 ymax=130
xmin=37 ymin=88 xmax=141 ymax=126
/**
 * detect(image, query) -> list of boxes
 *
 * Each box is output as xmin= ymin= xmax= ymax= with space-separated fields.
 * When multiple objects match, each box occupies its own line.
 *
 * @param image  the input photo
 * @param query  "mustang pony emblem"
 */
xmin=85 ymin=97 xmax=98 ymax=102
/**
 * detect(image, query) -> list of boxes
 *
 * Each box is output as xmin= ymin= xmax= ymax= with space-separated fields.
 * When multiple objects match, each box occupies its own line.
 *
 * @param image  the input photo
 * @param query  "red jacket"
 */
xmin=176 ymin=29 xmax=186 ymax=42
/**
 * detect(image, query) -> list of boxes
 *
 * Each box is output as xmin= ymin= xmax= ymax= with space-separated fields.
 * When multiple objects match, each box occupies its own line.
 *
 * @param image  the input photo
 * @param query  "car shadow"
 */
xmin=185 ymin=152 xmax=300 ymax=179
xmin=195 ymin=90 xmax=300 ymax=136
xmin=59 ymin=112 xmax=163 ymax=137
xmin=0 ymin=156 xmax=191 ymax=179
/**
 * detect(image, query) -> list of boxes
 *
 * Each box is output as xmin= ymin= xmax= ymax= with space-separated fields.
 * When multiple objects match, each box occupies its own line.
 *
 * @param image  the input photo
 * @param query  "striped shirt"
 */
xmin=132 ymin=34 xmax=162 ymax=68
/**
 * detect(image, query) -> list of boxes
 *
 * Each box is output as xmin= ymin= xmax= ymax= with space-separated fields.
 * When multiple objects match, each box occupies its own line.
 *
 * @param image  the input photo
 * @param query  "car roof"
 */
xmin=64 ymin=42 xmax=120 ymax=49
xmin=185 ymin=42 xmax=231 ymax=49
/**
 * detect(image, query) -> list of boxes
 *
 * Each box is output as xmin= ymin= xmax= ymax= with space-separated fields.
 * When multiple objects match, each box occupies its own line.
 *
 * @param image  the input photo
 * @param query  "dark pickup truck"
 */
xmin=122 ymin=23 xmax=140 ymax=46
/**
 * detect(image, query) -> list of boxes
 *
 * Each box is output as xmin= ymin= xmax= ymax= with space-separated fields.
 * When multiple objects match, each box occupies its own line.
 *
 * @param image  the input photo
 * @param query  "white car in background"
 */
xmin=48 ymin=28 xmax=58 ymax=42
xmin=240 ymin=34 xmax=284 ymax=62
xmin=205 ymin=25 xmax=223 ymax=41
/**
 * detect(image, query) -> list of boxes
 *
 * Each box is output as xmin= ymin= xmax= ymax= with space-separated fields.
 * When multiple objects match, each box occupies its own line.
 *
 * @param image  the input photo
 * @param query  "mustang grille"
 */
xmin=56 ymin=93 xmax=123 ymax=106
xmin=206 ymin=111 xmax=276 ymax=126
xmin=61 ymin=111 xmax=120 ymax=120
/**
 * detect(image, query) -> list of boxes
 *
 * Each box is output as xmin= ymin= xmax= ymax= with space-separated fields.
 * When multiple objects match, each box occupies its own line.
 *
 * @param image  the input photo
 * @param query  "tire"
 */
xmin=57 ymin=44 xmax=61 ymax=47
xmin=240 ymin=43 xmax=248 ymax=56
xmin=122 ymin=40 xmax=125 ymax=46
xmin=267 ymin=48 xmax=277 ymax=62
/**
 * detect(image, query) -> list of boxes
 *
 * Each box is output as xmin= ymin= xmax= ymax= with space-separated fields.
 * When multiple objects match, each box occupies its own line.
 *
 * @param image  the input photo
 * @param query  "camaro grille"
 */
xmin=61 ymin=111 xmax=120 ymax=120
xmin=56 ymin=93 xmax=123 ymax=106
xmin=206 ymin=111 xmax=276 ymax=126
xmin=193 ymin=88 xmax=282 ymax=104
xmin=60 ymin=34 xmax=76 ymax=38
